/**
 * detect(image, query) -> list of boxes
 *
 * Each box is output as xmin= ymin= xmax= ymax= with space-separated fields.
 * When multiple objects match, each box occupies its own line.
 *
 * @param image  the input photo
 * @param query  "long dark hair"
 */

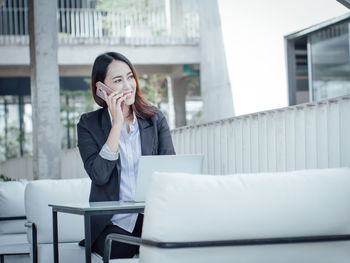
xmin=91 ymin=52 xmax=157 ymax=119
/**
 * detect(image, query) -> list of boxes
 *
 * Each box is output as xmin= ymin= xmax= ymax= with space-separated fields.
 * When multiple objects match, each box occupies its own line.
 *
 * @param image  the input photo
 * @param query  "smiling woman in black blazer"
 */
xmin=77 ymin=52 xmax=175 ymax=259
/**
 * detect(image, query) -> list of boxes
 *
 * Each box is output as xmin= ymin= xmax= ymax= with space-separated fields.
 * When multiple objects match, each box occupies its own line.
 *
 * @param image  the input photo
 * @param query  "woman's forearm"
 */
xmin=105 ymin=122 xmax=123 ymax=152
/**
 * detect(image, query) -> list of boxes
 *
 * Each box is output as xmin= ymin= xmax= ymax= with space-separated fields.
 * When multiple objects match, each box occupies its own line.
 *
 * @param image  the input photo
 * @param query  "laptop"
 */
xmin=133 ymin=154 xmax=203 ymax=202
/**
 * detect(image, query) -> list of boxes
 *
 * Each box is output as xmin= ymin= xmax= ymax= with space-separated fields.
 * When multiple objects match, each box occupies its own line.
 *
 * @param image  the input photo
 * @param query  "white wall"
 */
xmin=218 ymin=0 xmax=348 ymax=116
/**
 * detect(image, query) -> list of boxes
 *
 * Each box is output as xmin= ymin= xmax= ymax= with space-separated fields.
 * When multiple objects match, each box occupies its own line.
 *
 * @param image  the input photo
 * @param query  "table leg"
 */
xmin=53 ymin=210 xmax=59 ymax=263
xmin=84 ymin=214 xmax=92 ymax=263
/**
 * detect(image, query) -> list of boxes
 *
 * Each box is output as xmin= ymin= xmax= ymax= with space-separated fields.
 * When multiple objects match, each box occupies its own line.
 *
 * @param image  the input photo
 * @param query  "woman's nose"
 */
xmin=122 ymin=80 xmax=131 ymax=91
xmin=122 ymin=81 xmax=129 ymax=90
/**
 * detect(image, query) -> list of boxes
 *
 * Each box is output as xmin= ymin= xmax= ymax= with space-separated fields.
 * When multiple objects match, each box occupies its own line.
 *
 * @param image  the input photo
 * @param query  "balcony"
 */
xmin=0 ymin=5 xmax=200 ymax=68
xmin=0 ymin=7 xmax=199 ymax=46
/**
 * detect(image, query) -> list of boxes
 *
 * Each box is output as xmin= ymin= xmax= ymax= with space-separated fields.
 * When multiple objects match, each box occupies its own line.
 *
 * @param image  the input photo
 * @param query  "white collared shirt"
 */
xmin=99 ymin=110 xmax=141 ymax=233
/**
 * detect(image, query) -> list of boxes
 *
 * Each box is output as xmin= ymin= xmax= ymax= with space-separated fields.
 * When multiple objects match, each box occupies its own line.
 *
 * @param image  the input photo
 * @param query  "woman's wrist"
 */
xmin=112 ymin=120 xmax=123 ymax=129
xmin=106 ymin=123 xmax=122 ymax=152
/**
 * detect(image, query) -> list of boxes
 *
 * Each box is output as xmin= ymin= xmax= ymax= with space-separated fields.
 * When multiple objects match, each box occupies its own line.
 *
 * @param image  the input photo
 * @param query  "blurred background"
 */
xmin=0 ymin=0 xmax=349 ymax=169
xmin=0 ymin=0 xmax=202 ymax=163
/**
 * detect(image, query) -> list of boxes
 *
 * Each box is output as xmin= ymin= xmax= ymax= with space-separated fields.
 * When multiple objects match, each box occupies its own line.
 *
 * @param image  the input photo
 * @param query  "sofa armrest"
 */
xmin=0 ymin=216 xmax=26 ymax=221
xmin=24 ymin=221 xmax=37 ymax=263
xmin=103 ymin=233 xmax=350 ymax=263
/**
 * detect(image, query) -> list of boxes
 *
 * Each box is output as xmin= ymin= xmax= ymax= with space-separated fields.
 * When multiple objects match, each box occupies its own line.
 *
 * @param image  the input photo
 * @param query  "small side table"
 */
xmin=49 ymin=201 xmax=145 ymax=263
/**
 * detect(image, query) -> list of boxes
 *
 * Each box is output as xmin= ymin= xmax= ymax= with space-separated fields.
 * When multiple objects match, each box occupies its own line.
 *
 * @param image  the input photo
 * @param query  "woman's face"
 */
xmin=103 ymin=60 xmax=137 ymax=106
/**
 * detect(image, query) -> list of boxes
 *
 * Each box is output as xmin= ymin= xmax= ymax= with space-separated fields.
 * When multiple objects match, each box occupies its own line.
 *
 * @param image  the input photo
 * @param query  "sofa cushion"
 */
xmin=0 ymin=221 xmax=26 ymax=235
xmin=140 ymin=168 xmax=350 ymax=263
xmin=0 ymin=233 xmax=30 ymax=254
xmin=0 ymin=180 xmax=27 ymax=234
xmin=25 ymin=178 xmax=90 ymax=244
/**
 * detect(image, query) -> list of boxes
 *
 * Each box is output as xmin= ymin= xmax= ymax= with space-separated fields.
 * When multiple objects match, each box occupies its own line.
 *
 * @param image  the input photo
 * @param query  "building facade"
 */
xmin=0 ymin=0 xmax=201 ymax=162
xmin=0 ymin=0 xmax=233 ymax=178
xmin=285 ymin=13 xmax=350 ymax=106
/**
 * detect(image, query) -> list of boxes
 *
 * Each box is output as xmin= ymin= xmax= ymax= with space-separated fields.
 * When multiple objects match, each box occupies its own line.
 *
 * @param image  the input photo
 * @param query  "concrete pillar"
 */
xmin=172 ymin=77 xmax=187 ymax=127
xmin=28 ymin=0 xmax=61 ymax=179
xmin=198 ymin=0 xmax=234 ymax=122
xmin=166 ymin=76 xmax=176 ymax=130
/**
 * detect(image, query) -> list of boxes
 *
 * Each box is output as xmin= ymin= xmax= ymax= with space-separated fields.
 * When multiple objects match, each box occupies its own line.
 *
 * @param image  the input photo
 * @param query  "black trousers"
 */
xmin=92 ymin=214 xmax=144 ymax=259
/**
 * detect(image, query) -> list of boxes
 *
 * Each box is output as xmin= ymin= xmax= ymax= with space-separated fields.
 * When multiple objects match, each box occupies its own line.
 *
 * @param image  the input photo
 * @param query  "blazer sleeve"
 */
xmin=157 ymin=112 xmax=176 ymax=155
xmin=77 ymin=116 xmax=117 ymax=186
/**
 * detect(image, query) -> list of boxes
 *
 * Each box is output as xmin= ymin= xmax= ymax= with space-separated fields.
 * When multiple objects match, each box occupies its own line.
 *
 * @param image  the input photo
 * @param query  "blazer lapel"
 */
xmin=138 ymin=117 xmax=155 ymax=155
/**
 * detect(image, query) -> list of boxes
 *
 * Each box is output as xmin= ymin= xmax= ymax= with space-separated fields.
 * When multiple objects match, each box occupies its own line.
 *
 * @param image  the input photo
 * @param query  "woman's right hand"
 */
xmin=103 ymin=90 xmax=127 ymax=126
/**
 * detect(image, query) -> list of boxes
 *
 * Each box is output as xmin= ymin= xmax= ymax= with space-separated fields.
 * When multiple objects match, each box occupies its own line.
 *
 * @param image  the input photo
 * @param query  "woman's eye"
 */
xmin=113 ymin=79 xmax=122 ymax=83
xmin=128 ymin=75 xmax=134 ymax=80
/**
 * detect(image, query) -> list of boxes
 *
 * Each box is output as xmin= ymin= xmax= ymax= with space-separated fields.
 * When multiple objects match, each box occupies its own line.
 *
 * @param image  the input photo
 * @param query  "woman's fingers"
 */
xmin=111 ymin=92 xmax=123 ymax=105
xmin=104 ymin=90 xmax=128 ymax=124
xmin=102 ymin=90 xmax=109 ymax=103
xmin=115 ymin=94 xmax=128 ymax=107
xmin=109 ymin=91 xmax=123 ymax=99
xmin=104 ymin=91 xmax=123 ymax=107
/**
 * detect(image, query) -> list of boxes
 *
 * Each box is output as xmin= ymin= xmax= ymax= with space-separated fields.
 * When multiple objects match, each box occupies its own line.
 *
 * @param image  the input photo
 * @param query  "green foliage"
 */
xmin=59 ymin=87 xmax=97 ymax=149
xmin=96 ymin=0 xmax=162 ymax=13
xmin=95 ymin=0 xmax=165 ymax=37
xmin=60 ymin=89 xmax=95 ymax=113
xmin=4 ymin=126 xmax=20 ymax=159
xmin=139 ymin=74 xmax=168 ymax=108
xmin=186 ymin=76 xmax=200 ymax=97
xmin=0 ymin=174 xmax=14 ymax=181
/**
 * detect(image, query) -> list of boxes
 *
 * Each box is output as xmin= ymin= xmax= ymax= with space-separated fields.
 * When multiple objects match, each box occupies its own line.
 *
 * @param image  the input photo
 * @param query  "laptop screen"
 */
xmin=134 ymin=154 xmax=203 ymax=201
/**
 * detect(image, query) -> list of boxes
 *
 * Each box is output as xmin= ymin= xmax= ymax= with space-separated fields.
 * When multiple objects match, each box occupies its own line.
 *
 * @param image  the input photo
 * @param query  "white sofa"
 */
xmin=0 ymin=180 xmax=30 ymax=263
xmin=24 ymin=178 xmax=91 ymax=263
xmin=22 ymin=177 xmax=141 ymax=263
xmin=104 ymin=167 xmax=350 ymax=263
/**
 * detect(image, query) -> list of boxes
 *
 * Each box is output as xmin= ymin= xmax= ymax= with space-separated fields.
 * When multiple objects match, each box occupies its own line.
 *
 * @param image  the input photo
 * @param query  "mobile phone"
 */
xmin=96 ymin=81 xmax=113 ymax=101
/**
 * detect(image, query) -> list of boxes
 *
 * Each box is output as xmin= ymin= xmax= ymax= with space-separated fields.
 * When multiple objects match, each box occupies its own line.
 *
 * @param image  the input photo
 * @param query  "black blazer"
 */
xmin=77 ymin=107 xmax=175 ymax=244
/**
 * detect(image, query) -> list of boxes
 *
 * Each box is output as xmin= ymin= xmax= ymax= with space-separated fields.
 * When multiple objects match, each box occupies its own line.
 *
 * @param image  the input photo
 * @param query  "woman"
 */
xmin=77 ymin=52 xmax=175 ymax=259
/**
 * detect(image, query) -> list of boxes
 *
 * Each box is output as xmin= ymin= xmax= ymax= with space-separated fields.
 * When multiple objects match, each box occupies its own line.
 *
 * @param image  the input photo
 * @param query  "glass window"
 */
xmin=0 ymin=76 xmax=96 ymax=161
xmin=60 ymin=77 xmax=97 ymax=149
xmin=309 ymin=22 xmax=350 ymax=101
xmin=0 ymin=77 xmax=31 ymax=162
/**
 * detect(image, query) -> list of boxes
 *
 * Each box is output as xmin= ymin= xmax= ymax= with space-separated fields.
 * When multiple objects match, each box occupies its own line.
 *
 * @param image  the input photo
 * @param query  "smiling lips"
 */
xmin=123 ymin=91 xmax=132 ymax=99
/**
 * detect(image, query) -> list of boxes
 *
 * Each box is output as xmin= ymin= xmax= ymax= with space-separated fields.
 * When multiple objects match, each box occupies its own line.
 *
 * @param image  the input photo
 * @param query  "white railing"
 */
xmin=0 ymin=7 xmax=199 ymax=45
xmin=2 ymin=96 xmax=350 ymax=179
xmin=171 ymin=95 xmax=350 ymax=174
